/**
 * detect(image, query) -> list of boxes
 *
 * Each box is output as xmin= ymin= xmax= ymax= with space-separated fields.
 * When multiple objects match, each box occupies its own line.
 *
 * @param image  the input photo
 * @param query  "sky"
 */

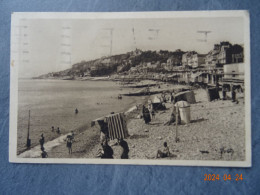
xmin=13 ymin=16 xmax=245 ymax=78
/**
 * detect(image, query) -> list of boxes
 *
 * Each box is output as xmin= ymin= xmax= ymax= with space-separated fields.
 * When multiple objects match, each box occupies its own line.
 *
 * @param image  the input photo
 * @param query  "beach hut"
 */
xmin=91 ymin=113 xmax=129 ymax=140
xmin=174 ymin=90 xmax=196 ymax=104
xmin=151 ymin=96 xmax=166 ymax=110
xmin=175 ymin=101 xmax=191 ymax=124
xmin=207 ymin=87 xmax=220 ymax=101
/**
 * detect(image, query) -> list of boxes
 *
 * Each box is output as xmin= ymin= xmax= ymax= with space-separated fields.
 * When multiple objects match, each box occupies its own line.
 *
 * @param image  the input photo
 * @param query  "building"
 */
xmin=205 ymin=42 xmax=244 ymax=68
xmin=223 ymin=63 xmax=244 ymax=80
xmin=217 ymin=42 xmax=232 ymax=65
xmin=190 ymin=54 xmax=206 ymax=68
xmin=205 ymin=44 xmax=221 ymax=67
xmin=182 ymin=51 xmax=197 ymax=68
xmin=232 ymin=53 xmax=244 ymax=63
xmin=222 ymin=63 xmax=244 ymax=89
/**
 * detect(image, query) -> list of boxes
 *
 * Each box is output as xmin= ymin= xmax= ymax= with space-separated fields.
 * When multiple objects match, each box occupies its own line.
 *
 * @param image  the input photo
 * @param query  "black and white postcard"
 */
xmin=9 ymin=11 xmax=251 ymax=166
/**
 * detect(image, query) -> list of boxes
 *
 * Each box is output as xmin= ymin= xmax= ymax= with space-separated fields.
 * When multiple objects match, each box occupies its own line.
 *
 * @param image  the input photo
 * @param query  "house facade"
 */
xmin=205 ymin=42 xmax=244 ymax=68
xmin=190 ymin=54 xmax=206 ymax=68
xmin=182 ymin=51 xmax=197 ymax=68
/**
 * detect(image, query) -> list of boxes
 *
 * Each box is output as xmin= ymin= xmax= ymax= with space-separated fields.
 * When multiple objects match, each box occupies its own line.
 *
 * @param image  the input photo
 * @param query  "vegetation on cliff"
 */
xmin=38 ymin=49 xmax=185 ymax=78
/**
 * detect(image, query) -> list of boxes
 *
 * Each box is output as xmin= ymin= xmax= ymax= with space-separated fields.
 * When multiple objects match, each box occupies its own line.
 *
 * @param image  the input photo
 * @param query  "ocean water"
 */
xmin=17 ymin=79 xmax=144 ymax=154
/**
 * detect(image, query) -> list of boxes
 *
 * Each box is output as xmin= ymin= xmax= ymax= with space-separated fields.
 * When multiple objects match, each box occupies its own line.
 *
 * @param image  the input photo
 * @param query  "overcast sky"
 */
xmin=14 ymin=16 xmax=244 ymax=78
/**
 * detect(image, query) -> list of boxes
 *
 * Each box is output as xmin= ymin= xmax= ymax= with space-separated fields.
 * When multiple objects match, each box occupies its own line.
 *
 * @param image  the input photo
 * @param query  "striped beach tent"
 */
xmin=106 ymin=112 xmax=129 ymax=140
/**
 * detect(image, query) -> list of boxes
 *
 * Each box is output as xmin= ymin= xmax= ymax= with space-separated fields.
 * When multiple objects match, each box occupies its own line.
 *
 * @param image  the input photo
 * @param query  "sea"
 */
xmin=17 ymin=79 xmax=145 ymax=154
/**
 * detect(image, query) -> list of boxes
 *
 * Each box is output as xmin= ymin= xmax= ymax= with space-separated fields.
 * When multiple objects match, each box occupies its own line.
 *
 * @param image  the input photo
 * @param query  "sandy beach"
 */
xmin=22 ymin=86 xmax=245 ymax=162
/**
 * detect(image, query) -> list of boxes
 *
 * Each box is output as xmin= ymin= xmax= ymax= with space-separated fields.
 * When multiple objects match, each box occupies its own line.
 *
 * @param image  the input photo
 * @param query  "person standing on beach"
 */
xmin=39 ymin=133 xmax=45 ymax=150
xmin=57 ymin=127 xmax=60 ymax=134
xmin=51 ymin=126 xmax=54 ymax=132
xmin=142 ymin=105 xmax=151 ymax=124
xmin=66 ymin=134 xmax=73 ymax=154
xmin=75 ymin=108 xmax=78 ymax=114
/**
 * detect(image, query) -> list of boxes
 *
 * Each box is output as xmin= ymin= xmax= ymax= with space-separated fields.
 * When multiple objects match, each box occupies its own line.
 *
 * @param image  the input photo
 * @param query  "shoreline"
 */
xmin=17 ymin=99 xmax=147 ymax=158
xmin=17 ymin=78 xmax=144 ymax=155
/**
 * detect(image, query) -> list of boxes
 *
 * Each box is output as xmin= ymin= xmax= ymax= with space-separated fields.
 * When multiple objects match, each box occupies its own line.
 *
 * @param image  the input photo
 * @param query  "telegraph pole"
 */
xmin=26 ymin=110 xmax=31 ymax=148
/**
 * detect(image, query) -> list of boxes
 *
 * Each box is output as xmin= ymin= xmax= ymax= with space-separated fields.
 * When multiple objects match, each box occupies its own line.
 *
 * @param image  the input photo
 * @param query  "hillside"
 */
xmin=37 ymin=49 xmax=185 ymax=78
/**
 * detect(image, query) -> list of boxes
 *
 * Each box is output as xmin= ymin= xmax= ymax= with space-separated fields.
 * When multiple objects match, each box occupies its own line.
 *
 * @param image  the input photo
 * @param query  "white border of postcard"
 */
xmin=9 ymin=11 xmax=251 ymax=167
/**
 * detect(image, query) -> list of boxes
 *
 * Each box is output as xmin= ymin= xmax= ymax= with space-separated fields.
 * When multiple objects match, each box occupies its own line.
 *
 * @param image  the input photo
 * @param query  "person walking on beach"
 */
xmin=39 ymin=133 xmax=45 ymax=150
xmin=51 ymin=126 xmax=54 ymax=132
xmin=156 ymin=142 xmax=170 ymax=158
xmin=119 ymin=139 xmax=129 ymax=159
xmin=75 ymin=108 xmax=78 ymax=114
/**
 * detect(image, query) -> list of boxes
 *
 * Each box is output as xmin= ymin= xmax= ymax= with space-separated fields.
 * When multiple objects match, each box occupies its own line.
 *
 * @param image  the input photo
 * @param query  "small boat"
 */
xmin=122 ymin=87 xmax=160 ymax=96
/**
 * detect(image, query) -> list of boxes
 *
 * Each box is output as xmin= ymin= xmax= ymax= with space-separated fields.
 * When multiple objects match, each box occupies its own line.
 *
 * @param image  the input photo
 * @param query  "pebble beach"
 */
xmin=28 ymin=87 xmax=245 ymax=162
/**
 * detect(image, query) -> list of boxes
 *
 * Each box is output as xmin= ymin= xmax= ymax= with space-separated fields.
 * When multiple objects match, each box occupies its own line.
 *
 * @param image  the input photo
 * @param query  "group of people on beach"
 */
xmin=96 ymin=139 xmax=129 ymax=159
xmin=142 ymin=91 xmax=176 ymax=125
xmin=51 ymin=126 xmax=61 ymax=134
xmin=95 ymin=115 xmax=130 ymax=159
xmin=39 ymin=109 xmax=79 ymax=158
xmin=39 ymin=130 xmax=75 ymax=158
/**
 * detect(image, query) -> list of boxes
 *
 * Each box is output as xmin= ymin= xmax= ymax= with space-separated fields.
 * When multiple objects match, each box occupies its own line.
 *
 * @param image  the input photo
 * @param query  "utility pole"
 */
xmin=175 ymin=105 xmax=180 ymax=143
xmin=26 ymin=110 xmax=31 ymax=148
xmin=197 ymin=30 xmax=211 ymax=42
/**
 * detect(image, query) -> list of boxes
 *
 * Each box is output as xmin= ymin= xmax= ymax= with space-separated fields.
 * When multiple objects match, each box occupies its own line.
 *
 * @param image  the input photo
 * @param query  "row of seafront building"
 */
xmin=120 ymin=42 xmax=245 ymax=90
